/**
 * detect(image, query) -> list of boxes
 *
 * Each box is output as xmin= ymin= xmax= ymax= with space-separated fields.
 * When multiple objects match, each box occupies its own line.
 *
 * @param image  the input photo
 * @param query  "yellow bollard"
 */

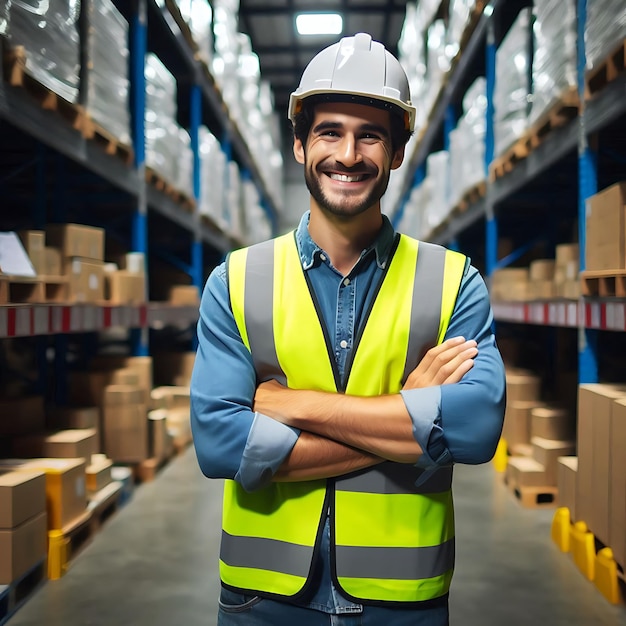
xmin=594 ymin=547 xmax=621 ymax=604
xmin=550 ymin=507 xmax=571 ymax=553
xmin=47 ymin=530 xmax=68 ymax=580
xmin=492 ymin=437 xmax=508 ymax=473
xmin=570 ymin=521 xmax=595 ymax=581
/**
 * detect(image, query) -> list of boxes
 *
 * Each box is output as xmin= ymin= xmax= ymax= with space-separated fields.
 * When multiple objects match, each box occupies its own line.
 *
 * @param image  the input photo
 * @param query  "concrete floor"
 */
xmin=6 ymin=447 xmax=626 ymax=626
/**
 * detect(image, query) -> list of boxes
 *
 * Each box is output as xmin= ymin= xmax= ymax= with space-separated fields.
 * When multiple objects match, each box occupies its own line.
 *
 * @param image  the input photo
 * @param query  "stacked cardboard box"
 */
xmin=0 ymin=470 xmax=47 ymax=584
xmin=575 ymin=384 xmax=626 ymax=569
xmin=528 ymin=259 xmax=555 ymax=299
xmin=45 ymin=223 xmax=106 ymax=303
xmin=150 ymin=386 xmax=191 ymax=452
xmin=104 ymin=252 xmax=147 ymax=304
xmin=553 ymin=243 xmax=580 ymax=299
xmin=502 ymin=370 xmax=543 ymax=453
xmin=585 ymin=183 xmax=626 ymax=271
xmin=490 ymin=268 xmax=529 ymax=302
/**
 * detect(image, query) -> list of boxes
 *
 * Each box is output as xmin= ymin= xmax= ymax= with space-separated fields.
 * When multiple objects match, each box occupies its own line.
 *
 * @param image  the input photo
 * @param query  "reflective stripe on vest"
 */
xmin=224 ymin=231 xmax=466 ymax=603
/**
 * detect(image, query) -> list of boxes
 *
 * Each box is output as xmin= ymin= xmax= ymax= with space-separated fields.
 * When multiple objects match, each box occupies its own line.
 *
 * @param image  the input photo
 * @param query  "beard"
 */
xmin=303 ymin=161 xmax=390 ymax=219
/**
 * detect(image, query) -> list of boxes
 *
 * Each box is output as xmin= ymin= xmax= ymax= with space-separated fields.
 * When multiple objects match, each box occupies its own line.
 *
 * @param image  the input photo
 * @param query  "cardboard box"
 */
xmin=611 ymin=399 xmax=626 ymax=569
xmin=506 ymin=456 xmax=546 ymax=488
xmin=45 ymin=223 xmax=104 ymax=261
xmin=531 ymin=437 xmax=575 ymax=487
xmin=11 ymin=429 xmax=98 ymax=462
xmin=555 ymin=243 xmax=579 ymax=266
xmin=577 ymin=384 xmax=626 ymax=544
xmin=148 ymin=409 xmax=173 ymax=461
xmin=503 ymin=401 xmax=544 ymax=448
xmin=151 ymin=386 xmax=190 ymax=411
xmin=43 ymin=246 xmax=62 ymax=276
xmin=17 ymin=230 xmax=45 ymax=275
xmin=530 ymin=407 xmax=574 ymax=441
xmin=102 ymin=404 xmax=149 ymax=463
xmin=0 ymin=396 xmax=45 ymax=436
xmin=506 ymin=373 xmax=541 ymax=404
xmin=557 ymin=457 xmax=578 ymax=523
xmin=65 ymin=258 xmax=105 ymax=303
xmin=0 ymin=470 xmax=46 ymax=529
xmin=88 ymin=356 xmax=153 ymax=397
xmin=69 ymin=369 xmax=144 ymax=406
xmin=0 ymin=458 xmax=86 ymax=530
xmin=103 ymin=385 xmax=145 ymax=407
xmin=529 ymin=280 xmax=555 ymax=300
xmin=105 ymin=270 xmax=146 ymax=304
xmin=168 ymin=285 xmax=200 ymax=306
xmin=86 ymin=455 xmax=113 ymax=494
xmin=0 ymin=511 xmax=47 ymax=584
xmin=529 ymin=259 xmax=555 ymax=281
xmin=585 ymin=182 xmax=626 ymax=270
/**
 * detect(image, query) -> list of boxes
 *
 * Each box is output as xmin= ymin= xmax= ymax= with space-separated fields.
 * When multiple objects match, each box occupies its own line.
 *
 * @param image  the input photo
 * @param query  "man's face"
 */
xmin=293 ymin=102 xmax=405 ymax=220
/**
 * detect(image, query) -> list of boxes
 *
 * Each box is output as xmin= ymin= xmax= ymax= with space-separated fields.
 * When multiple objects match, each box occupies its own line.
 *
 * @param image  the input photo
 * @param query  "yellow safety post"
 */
xmin=551 ymin=507 xmax=571 ymax=553
xmin=48 ymin=530 xmax=68 ymax=580
xmin=492 ymin=437 xmax=508 ymax=473
xmin=594 ymin=547 xmax=621 ymax=604
xmin=570 ymin=521 xmax=595 ymax=581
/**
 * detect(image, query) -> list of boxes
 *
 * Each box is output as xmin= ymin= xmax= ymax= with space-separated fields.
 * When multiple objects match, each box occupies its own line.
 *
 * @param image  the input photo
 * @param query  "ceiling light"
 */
xmin=296 ymin=13 xmax=343 ymax=36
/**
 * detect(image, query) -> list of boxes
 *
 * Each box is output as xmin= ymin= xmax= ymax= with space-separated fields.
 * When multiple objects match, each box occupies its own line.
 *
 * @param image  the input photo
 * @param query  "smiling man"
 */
xmin=190 ymin=33 xmax=506 ymax=626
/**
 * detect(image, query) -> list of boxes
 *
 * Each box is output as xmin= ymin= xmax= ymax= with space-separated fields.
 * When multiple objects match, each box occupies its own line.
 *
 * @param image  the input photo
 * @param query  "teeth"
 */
xmin=329 ymin=173 xmax=365 ymax=183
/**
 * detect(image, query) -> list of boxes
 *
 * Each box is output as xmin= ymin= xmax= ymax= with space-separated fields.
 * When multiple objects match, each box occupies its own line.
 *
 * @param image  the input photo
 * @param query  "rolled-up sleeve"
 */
xmin=190 ymin=264 xmax=298 ymax=490
xmin=401 ymin=265 xmax=506 ymax=467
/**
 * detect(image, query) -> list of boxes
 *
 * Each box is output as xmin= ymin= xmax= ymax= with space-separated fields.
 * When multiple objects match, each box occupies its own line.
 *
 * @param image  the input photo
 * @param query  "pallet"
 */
xmin=586 ymin=38 xmax=626 ymax=100
xmin=509 ymin=483 xmax=558 ymax=508
xmin=145 ymin=167 xmax=196 ymax=212
xmin=0 ymin=275 xmax=68 ymax=305
xmin=87 ymin=481 xmax=123 ymax=533
xmin=131 ymin=455 xmax=171 ymax=483
xmin=580 ymin=269 xmax=626 ymax=298
xmin=490 ymin=88 xmax=580 ymax=181
xmin=82 ymin=117 xmax=134 ymax=165
xmin=2 ymin=46 xmax=85 ymax=133
xmin=0 ymin=559 xmax=47 ymax=626
xmin=453 ymin=180 xmax=487 ymax=214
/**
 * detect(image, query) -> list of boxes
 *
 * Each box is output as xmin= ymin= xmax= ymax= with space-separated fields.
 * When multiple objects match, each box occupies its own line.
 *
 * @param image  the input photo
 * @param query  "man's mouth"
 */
xmin=326 ymin=172 xmax=368 ymax=183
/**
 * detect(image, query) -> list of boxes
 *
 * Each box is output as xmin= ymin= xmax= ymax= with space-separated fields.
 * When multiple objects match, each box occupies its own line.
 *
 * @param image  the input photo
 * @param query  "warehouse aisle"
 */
xmin=6 ymin=448 xmax=626 ymax=626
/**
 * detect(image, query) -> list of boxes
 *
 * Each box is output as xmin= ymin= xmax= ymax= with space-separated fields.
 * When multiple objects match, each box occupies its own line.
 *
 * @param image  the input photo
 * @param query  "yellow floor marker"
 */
xmin=551 ymin=507 xmax=571 ymax=553
xmin=493 ymin=437 xmax=508 ymax=473
xmin=594 ymin=547 xmax=621 ymax=604
xmin=48 ymin=530 xmax=69 ymax=580
xmin=570 ymin=521 xmax=595 ymax=581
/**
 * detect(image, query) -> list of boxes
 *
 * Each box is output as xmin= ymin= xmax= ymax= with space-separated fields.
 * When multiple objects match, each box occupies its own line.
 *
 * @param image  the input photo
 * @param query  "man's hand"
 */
xmin=403 ymin=336 xmax=477 ymax=390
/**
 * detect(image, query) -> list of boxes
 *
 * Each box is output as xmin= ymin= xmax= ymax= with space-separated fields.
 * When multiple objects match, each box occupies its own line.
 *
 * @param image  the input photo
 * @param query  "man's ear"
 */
xmin=293 ymin=136 xmax=305 ymax=164
xmin=391 ymin=146 xmax=405 ymax=170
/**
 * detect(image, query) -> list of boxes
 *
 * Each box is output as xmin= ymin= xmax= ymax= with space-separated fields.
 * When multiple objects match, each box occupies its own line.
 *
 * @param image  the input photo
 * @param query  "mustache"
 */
xmin=320 ymin=161 xmax=376 ymax=175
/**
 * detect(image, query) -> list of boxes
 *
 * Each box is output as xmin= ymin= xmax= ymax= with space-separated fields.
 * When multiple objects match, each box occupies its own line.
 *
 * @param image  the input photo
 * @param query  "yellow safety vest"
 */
xmin=222 ymin=231 xmax=466 ymax=604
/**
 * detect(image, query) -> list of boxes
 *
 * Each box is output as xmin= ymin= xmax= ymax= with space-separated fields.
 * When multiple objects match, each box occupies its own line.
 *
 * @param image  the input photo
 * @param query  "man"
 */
xmin=191 ymin=33 xmax=506 ymax=626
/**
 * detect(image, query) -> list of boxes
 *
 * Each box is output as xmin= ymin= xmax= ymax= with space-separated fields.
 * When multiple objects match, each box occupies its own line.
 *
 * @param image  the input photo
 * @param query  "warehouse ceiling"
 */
xmin=237 ymin=0 xmax=410 ymax=122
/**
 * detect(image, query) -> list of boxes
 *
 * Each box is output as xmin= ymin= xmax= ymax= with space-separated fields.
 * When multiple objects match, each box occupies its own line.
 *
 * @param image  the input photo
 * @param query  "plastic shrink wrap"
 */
xmin=424 ymin=150 xmax=450 ymax=232
xmin=494 ymin=8 xmax=532 ymax=156
xmin=6 ymin=0 xmax=80 ymax=103
xmin=176 ymin=0 xmax=213 ymax=67
xmin=86 ymin=0 xmax=131 ymax=145
xmin=530 ymin=0 xmax=576 ymax=126
xmin=585 ymin=0 xmax=626 ymax=72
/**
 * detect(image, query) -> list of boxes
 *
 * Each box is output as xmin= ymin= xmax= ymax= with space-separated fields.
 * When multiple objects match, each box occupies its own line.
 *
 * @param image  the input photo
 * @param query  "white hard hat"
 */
xmin=288 ymin=33 xmax=416 ymax=131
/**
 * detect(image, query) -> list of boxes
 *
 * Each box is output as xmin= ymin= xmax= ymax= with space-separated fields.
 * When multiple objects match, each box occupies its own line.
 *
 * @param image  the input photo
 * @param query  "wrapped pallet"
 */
xmin=585 ymin=0 xmax=626 ymax=73
xmin=6 ymin=0 xmax=80 ymax=103
xmin=86 ymin=0 xmax=131 ymax=146
xmin=199 ymin=126 xmax=227 ymax=228
xmin=530 ymin=0 xmax=577 ymax=125
xmin=494 ymin=8 xmax=532 ymax=157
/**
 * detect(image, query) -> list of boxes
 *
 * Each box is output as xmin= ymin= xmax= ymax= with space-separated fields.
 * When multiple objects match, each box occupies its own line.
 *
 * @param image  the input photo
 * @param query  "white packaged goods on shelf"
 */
xmin=424 ymin=150 xmax=450 ymax=231
xmin=145 ymin=53 xmax=185 ymax=189
xmin=417 ymin=0 xmax=442 ymax=29
xmin=447 ymin=0 xmax=476 ymax=59
xmin=0 ymin=1 xmax=8 ymax=36
xmin=199 ymin=127 xmax=227 ymax=228
xmin=494 ymin=8 xmax=532 ymax=157
xmin=227 ymin=161 xmax=244 ymax=239
xmin=396 ymin=184 xmax=426 ymax=239
xmin=87 ymin=0 xmax=131 ymax=146
xmin=176 ymin=0 xmax=214 ymax=66
xmin=176 ymin=127 xmax=194 ymax=195
xmin=242 ymin=180 xmax=271 ymax=245
xmin=424 ymin=20 xmax=451 ymax=125
xmin=585 ymin=0 xmax=626 ymax=72
xmin=6 ymin=0 xmax=80 ymax=103
xmin=530 ymin=0 xmax=577 ymax=126
xmin=449 ymin=77 xmax=486 ymax=208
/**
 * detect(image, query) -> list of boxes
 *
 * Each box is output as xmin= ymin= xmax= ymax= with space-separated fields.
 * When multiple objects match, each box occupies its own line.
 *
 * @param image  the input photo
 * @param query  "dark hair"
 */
xmin=292 ymin=95 xmax=413 ymax=154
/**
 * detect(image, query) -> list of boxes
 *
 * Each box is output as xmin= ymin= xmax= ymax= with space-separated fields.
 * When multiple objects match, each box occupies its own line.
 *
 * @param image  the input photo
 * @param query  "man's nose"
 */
xmin=336 ymin=134 xmax=363 ymax=167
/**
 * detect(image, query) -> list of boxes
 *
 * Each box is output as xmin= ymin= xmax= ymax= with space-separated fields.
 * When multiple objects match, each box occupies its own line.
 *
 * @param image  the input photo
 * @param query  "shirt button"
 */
xmin=340 ymin=340 xmax=348 ymax=349
xmin=343 ymin=278 xmax=350 ymax=286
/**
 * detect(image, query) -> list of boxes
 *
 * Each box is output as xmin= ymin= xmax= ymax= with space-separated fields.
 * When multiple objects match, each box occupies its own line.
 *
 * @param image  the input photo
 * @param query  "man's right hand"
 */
xmin=403 ymin=336 xmax=478 ymax=390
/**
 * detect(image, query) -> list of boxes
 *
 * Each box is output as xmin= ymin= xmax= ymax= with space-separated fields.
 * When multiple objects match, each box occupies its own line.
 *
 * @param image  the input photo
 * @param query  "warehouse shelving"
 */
xmin=391 ymin=0 xmax=626 ymax=391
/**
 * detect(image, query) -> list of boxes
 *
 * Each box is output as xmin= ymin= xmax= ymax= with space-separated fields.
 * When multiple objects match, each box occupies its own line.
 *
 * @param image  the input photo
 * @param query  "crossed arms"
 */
xmin=253 ymin=336 xmax=478 ymax=482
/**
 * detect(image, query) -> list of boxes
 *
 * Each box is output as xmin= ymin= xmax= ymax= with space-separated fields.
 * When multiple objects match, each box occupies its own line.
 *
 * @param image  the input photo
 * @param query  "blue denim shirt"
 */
xmin=191 ymin=211 xmax=506 ymax=613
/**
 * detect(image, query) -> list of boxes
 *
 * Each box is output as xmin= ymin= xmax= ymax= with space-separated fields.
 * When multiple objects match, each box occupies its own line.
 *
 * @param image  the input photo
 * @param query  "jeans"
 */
xmin=217 ymin=588 xmax=449 ymax=626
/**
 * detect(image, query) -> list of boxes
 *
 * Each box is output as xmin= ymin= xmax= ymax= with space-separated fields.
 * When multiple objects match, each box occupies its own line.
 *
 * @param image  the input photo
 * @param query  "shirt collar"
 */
xmin=295 ymin=211 xmax=396 ymax=271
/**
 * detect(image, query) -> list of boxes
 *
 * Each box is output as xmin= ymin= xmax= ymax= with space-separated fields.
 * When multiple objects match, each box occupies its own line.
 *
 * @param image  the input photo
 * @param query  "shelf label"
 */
xmin=70 ymin=306 xmax=82 ymax=332
xmin=567 ymin=302 xmax=577 ymax=326
xmin=51 ymin=306 xmax=62 ymax=333
xmin=33 ymin=306 xmax=48 ymax=335
xmin=15 ymin=307 xmax=31 ymax=337
xmin=0 ymin=308 xmax=7 ymax=338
